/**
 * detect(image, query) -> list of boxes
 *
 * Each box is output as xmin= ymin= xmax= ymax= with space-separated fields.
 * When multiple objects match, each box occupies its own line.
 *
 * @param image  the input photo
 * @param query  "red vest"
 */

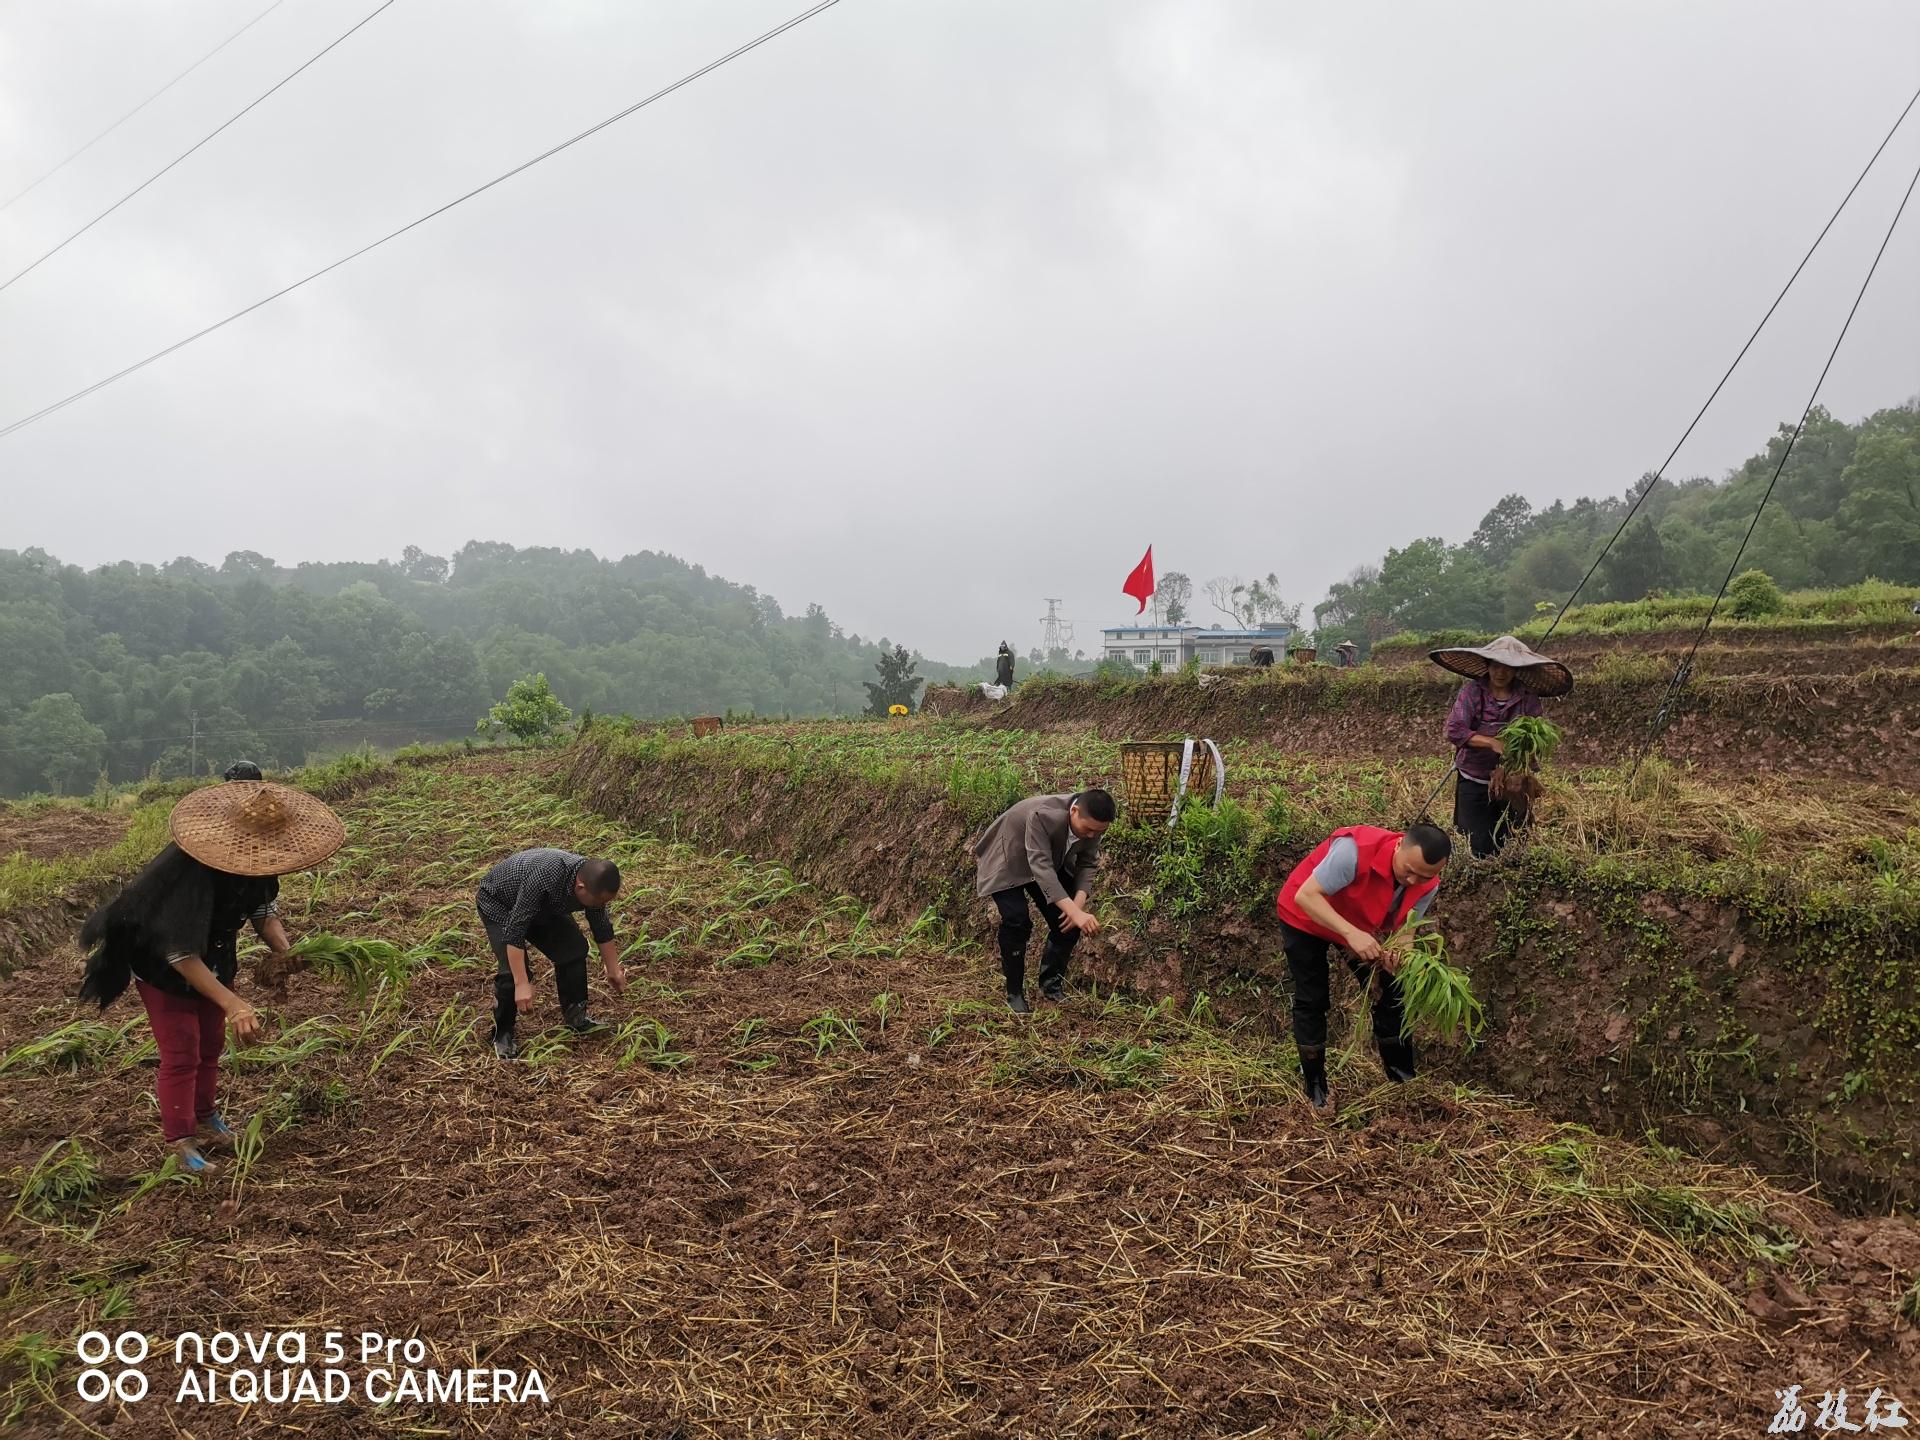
xmin=1275 ymin=825 xmax=1439 ymax=942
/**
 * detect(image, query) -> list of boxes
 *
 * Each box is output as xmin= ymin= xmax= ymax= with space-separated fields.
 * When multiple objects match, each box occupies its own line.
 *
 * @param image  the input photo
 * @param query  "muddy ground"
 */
xmin=1 ymin=756 xmax=1915 ymax=1438
xmin=0 ymin=807 xmax=129 ymax=864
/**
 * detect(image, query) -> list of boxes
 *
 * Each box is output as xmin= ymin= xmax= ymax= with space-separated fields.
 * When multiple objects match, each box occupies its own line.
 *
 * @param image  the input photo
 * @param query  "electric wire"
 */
xmin=1629 ymin=150 xmax=1920 ymax=777
xmin=1541 ymin=81 xmax=1920 ymax=641
xmin=0 ymin=0 xmax=845 ymax=442
xmin=0 ymin=0 xmax=398 ymax=296
xmin=0 ymin=0 xmax=291 ymax=213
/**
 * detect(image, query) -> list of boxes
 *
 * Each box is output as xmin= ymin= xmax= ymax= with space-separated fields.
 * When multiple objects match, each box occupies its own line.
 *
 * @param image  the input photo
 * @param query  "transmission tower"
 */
xmin=1039 ymin=599 xmax=1075 ymax=656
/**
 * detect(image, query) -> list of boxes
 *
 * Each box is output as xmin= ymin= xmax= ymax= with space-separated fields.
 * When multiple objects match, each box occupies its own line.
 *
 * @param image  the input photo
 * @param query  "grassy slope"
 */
xmin=2 ymin=755 xmax=1916 ymax=1435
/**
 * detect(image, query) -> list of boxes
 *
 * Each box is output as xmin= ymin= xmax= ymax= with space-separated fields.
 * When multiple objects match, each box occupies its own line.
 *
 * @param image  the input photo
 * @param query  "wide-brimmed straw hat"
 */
xmin=169 ymin=782 xmax=346 ymax=877
xmin=1428 ymin=634 xmax=1574 ymax=697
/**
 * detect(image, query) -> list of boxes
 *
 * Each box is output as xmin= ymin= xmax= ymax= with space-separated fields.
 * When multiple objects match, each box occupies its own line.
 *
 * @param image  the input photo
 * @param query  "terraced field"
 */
xmin=2 ymin=754 xmax=1916 ymax=1437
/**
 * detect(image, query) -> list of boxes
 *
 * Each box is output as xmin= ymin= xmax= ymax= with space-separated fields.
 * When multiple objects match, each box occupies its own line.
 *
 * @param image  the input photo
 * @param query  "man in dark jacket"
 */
xmin=995 ymin=642 xmax=1016 ymax=688
xmin=477 ymin=848 xmax=627 ymax=1059
xmin=973 ymin=789 xmax=1114 ymax=1011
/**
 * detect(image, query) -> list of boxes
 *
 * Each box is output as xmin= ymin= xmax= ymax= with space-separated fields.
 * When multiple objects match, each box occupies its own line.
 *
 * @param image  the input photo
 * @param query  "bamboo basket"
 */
xmin=1290 ymin=647 xmax=1317 ymax=664
xmin=691 ymin=716 xmax=723 ymax=738
xmin=1119 ymin=738 xmax=1225 ymax=826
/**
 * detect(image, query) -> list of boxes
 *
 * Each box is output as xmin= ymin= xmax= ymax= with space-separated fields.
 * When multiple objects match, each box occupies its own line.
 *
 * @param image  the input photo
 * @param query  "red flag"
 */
xmin=1121 ymin=546 xmax=1155 ymax=615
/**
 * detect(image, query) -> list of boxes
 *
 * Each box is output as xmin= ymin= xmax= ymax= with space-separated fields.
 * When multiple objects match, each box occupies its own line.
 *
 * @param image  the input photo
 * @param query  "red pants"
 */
xmin=135 ymin=980 xmax=225 ymax=1142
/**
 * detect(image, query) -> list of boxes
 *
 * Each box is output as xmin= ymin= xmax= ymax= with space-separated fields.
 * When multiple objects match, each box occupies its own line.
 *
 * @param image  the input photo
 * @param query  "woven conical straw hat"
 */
xmin=1428 ymin=635 xmax=1574 ymax=697
xmin=169 ymin=782 xmax=346 ymax=877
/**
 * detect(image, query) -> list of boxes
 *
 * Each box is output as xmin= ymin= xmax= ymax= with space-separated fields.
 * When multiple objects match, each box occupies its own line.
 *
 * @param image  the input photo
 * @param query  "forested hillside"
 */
xmin=1315 ymin=401 xmax=1920 ymax=649
xmin=0 ymin=541 xmax=980 ymax=795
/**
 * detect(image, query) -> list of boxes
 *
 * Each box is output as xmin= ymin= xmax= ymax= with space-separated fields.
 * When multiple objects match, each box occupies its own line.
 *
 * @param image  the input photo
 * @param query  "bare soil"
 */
xmin=0 ymin=807 xmax=128 ymax=863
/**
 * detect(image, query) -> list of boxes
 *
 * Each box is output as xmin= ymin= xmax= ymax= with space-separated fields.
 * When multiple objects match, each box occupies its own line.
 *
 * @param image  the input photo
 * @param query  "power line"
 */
xmin=1 ymin=0 xmax=292 ymax=213
xmin=0 ymin=0 xmax=846 ymax=442
xmin=0 ymin=0 xmax=398 ymax=296
xmin=1632 ymin=149 xmax=1920 ymax=776
xmin=1541 ymin=80 xmax=1920 ymax=641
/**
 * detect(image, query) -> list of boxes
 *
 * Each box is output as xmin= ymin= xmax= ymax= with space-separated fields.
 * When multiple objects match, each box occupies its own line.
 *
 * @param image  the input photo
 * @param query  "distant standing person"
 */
xmin=1275 ymin=822 xmax=1452 ymax=1112
xmin=1432 ymin=636 xmax=1573 ymax=858
xmin=77 ymin=780 xmax=344 ymax=1172
xmin=1331 ymin=640 xmax=1360 ymax=668
xmin=995 ymin=642 xmax=1016 ymax=688
xmin=973 ymin=789 xmax=1114 ymax=1012
xmin=477 ymin=848 xmax=627 ymax=1058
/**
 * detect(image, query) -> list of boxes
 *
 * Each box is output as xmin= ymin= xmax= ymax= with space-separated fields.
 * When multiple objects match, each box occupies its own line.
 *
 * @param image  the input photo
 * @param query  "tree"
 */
xmin=1204 ymin=573 xmax=1301 ymax=629
xmin=1836 ymin=427 xmax=1920 ymax=582
xmin=1596 ymin=519 xmax=1669 ymax=602
xmin=9 ymin=693 xmax=106 ymax=794
xmin=1159 ymin=571 xmax=1193 ymax=625
xmin=1466 ymin=494 xmax=1534 ymax=570
xmin=1502 ymin=535 xmax=1586 ymax=622
xmin=863 ymin=646 xmax=920 ymax=716
xmin=400 ymin=545 xmax=449 ymax=584
xmin=478 ymin=673 xmax=573 ymax=744
xmin=220 ymin=550 xmax=277 ymax=578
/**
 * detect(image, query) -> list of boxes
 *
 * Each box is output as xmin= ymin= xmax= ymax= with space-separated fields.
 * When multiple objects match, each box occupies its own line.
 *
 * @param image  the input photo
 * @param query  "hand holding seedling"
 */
xmin=1344 ymin=929 xmax=1384 ymax=964
xmin=603 ymin=956 xmax=628 ymax=997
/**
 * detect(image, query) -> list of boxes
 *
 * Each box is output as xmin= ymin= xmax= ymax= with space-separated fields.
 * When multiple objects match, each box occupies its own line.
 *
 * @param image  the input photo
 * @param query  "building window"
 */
xmin=1159 ymin=649 xmax=1177 ymax=663
xmin=1134 ymin=649 xmax=1152 ymax=664
xmin=1198 ymin=649 xmax=1221 ymax=664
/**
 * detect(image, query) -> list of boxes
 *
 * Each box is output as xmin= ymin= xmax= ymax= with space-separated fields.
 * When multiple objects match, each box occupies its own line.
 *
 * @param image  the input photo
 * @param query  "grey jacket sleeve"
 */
xmin=1023 ymin=808 xmax=1070 ymax=905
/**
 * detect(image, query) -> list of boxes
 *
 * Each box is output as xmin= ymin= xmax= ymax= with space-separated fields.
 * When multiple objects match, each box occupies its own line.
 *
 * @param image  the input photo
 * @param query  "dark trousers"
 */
xmin=1279 ymin=920 xmax=1405 ymax=1050
xmin=483 ymin=912 xmax=589 ymax=1036
xmin=990 ymin=881 xmax=1080 ymax=994
xmin=1454 ymin=776 xmax=1524 ymax=859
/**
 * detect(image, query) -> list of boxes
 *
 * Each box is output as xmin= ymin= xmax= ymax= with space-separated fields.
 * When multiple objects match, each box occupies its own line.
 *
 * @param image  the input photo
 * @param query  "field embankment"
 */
xmin=564 ymin=720 xmax=1920 ymax=1212
xmin=924 ymin=663 xmax=1920 ymax=786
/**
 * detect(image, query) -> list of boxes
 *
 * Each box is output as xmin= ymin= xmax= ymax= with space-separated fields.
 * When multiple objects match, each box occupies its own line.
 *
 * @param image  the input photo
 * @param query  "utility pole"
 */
xmin=1039 ymin=599 xmax=1074 ymax=659
xmin=189 ymin=711 xmax=198 ymax=778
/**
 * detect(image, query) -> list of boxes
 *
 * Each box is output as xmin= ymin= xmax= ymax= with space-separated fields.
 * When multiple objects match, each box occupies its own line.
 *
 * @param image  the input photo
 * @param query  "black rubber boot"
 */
xmin=492 ymin=1028 xmax=519 ymax=1060
xmin=562 ymin=1002 xmax=605 ymax=1034
xmin=1299 ymin=1047 xmax=1331 ymax=1112
xmin=1006 ymin=990 xmax=1032 ymax=1014
xmin=1379 ymin=1038 xmax=1417 ymax=1083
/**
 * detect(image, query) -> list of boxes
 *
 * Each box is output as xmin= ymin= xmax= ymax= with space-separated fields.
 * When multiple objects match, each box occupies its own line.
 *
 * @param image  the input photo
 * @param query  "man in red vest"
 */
xmin=1274 ymin=822 xmax=1453 ymax=1111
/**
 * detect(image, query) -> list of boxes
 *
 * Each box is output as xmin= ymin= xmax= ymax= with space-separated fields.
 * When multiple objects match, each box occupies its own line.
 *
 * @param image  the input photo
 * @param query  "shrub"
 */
xmin=1727 ymin=569 xmax=1785 ymax=620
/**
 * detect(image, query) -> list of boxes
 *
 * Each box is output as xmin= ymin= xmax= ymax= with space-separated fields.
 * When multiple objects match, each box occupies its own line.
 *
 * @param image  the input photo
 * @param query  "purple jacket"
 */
xmin=1445 ymin=681 xmax=1543 ymax=784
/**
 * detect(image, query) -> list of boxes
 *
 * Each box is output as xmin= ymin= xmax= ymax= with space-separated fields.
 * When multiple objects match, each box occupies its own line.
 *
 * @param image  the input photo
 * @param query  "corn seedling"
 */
xmin=614 ymin=1017 xmax=692 ymax=1070
xmin=1385 ymin=925 xmax=1486 ymax=1046
xmin=114 ymin=1154 xmax=189 ymax=1215
xmin=802 ymin=1010 xmax=862 ymax=1058
xmin=0 ymin=1018 xmax=143 ymax=1073
xmin=226 ymin=1015 xmax=352 ymax=1069
xmin=519 ymin=1033 xmax=572 ymax=1068
xmin=0 ymin=1331 xmax=60 ymax=1424
xmin=288 ymin=933 xmax=421 ymax=999
xmin=1900 ymin=1277 xmax=1920 ymax=1325
xmin=367 ymin=1026 xmax=421 ymax=1078
xmin=1498 ymin=715 xmax=1562 ymax=771
xmin=870 ymin=992 xmax=897 ymax=1033
xmin=10 ymin=1140 xmax=103 ymax=1224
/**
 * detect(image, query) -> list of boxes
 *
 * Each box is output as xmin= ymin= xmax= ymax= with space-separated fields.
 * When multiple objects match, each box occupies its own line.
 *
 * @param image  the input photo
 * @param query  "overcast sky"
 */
xmin=2 ymin=0 xmax=1916 ymax=662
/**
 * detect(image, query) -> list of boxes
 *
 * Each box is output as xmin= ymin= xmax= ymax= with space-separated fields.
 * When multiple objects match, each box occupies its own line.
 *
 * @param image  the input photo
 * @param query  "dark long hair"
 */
xmin=78 ymin=844 xmax=222 ymax=1008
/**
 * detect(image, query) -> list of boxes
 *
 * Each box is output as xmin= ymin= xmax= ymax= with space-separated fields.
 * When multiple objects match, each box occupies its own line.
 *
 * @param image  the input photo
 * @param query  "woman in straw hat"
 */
xmin=1431 ymin=635 xmax=1573 ymax=858
xmin=77 ymin=781 xmax=345 ymax=1173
